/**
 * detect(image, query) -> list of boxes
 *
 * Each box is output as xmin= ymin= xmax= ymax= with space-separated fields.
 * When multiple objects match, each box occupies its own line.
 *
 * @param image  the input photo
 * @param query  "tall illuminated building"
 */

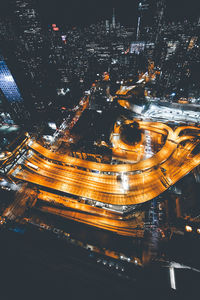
xmin=152 ymin=0 xmax=166 ymax=66
xmin=0 ymin=54 xmax=29 ymax=123
xmin=112 ymin=8 xmax=116 ymax=30
xmin=154 ymin=0 xmax=166 ymax=44
xmin=0 ymin=54 xmax=23 ymax=103
xmin=136 ymin=0 xmax=149 ymax=40
xmin=105 ymin=20 xmax=110 ymax=33
xmin=9 ymin=0 xmax=54 ymax=115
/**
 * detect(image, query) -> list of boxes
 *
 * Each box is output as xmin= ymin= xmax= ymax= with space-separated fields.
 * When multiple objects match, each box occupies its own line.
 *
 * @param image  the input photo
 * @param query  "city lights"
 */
xmin=185 ymin=225 xmax=192 ymax=232
xmin=0 ymin=0 xmax=200 ymax=294
xmin=5 ymin=75 xmax=14 ymax=82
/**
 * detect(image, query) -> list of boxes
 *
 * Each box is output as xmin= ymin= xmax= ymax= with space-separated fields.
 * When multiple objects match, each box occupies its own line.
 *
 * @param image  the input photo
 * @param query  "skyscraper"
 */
xmin=9 ymin=0 xmax=54 ymax=116
xmin=154 ymin=0 xmax=166 ymax=44
xmin=0 ymin=54 xmax=23 ymax=103
xmin=0 ymin=53 xmax=29 ymax=122
xmin=136 ymin=1 xmax=149 ymax=40
xmin=105 ymin=20 xmax=110 ymax=33
xmin=112 ymin=8 xmax=116 ymax=30
xmin=151 ymin=0 xmax=166 ymax=66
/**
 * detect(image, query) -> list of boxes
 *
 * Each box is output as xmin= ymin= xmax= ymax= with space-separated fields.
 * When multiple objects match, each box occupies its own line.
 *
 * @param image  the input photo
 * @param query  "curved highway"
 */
xmin=8 ymin=121 xmax=200 ymax=206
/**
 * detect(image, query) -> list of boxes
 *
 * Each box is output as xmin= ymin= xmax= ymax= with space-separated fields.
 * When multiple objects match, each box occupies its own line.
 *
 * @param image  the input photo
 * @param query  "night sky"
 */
xmin=1 ymin=0 xmax=199 ymax=26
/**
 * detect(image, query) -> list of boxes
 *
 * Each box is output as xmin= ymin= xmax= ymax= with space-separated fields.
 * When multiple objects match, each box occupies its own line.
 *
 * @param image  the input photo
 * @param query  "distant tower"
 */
xmin=154 ymin=0 xmax=166 ymax=43
xmin=105 ymin=20 xmax=110 ymax=33
xmin=136 ymin=1 xmax=149 ymax=40
xmin=112 ymin=8 xmax=116 ymax=29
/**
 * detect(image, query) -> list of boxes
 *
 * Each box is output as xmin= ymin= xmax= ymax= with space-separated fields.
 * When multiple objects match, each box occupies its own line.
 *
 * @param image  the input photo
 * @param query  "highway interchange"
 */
xmin=8 ymin=121 xmax=200 ymax=207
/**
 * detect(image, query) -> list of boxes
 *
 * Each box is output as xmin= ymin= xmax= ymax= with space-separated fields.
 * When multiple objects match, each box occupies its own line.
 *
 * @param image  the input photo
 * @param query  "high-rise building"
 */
xmin=0 ymin=54 xmax=23 ymax=103
xmin=152 ymin=0 xmax=166 ymax=66
xmin=154 ymin=0 xmax=166 ymax=44
xmin=8 ymin=0 xmax=55 ymax=116
xmin=112 ymin=8 xmax=116 ymax=30
xmin=0 ymin=53 xmax=29 ymax=122
xmin=105 ymin=20 xmax=110 ymax=33
xmin=136 ymin=0 xmax=149 ymax=40
xmin=13 ymin=0 xmax=43 ymax=52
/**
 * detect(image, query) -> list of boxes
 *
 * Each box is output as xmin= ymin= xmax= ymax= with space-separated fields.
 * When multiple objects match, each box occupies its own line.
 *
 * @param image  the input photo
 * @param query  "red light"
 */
xmin=125 ymin=48 xmax=130 ymax=54
xmin=53 ymin=27 xmax=59 ymax=31
xmin=52 ymin=24 xmax=56 ymax=27
xmin=61 ymin=107 xmax=66 ymax=110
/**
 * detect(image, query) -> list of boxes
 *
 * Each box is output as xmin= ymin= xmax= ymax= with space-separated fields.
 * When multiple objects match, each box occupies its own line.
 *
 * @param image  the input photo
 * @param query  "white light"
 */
xmin=48 ymin=122 xmax=57 ymax=130
xmin=185 ymin=225 xmax=192 ymax=232
xmin=43 ymin=135 xmax=54 ymax=142
xmin=5 ymin=75 xmax=14 ymax=82
xmin=0 ymin=179 xmax=7 ymax=186
xmin=121 ymin=173 xmax=129 ymax=191
xmin=169 ymin=267 xmax=176 ymax=290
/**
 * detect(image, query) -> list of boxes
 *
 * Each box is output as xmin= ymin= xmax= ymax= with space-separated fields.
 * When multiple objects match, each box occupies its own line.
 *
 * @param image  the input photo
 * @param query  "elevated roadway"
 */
xmin=8 ymin=122 xmax=200 ymax=206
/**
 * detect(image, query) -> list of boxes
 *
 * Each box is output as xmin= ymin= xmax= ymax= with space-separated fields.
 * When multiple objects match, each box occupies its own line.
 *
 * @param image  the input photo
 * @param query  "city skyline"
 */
xmin=1 ymin=0 xmax=200 ymax=27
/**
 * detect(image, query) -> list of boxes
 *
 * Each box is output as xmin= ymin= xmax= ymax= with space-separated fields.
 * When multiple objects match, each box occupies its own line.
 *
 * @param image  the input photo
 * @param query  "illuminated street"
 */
xmin=7 ymin=122 xmax=200 ymax=207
